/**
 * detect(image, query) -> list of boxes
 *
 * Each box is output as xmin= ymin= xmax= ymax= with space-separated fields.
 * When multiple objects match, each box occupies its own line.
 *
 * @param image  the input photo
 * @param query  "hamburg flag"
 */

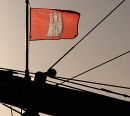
xmin=30 ymin=8 xmax=80 ymax=40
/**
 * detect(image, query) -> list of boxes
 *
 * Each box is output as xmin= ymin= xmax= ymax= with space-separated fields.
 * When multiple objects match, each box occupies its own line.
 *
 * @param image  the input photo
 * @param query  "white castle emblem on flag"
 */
xmin=47 ymin=10 xmax=63 ymax=37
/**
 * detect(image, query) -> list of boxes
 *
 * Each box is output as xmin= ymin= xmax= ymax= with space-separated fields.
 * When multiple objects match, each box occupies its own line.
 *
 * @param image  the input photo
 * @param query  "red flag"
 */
xmin=30 ymin=8 xmax=80 ymax=41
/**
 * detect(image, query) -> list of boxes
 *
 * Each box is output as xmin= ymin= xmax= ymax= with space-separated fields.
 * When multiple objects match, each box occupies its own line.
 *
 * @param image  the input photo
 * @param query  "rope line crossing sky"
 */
xmin=49 ymin=0 xmax=126 ymax=69
xmin=0 ymin=0 xmax=129 ymax=115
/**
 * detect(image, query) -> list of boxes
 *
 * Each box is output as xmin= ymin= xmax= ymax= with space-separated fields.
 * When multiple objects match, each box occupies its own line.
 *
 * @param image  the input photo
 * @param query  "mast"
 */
xmin=25 ymin=0 xmax=30 ymax=81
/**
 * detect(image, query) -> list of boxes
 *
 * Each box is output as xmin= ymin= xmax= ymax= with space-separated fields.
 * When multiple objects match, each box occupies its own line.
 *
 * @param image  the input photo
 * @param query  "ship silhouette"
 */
xmin=0 ymin=68 xmax=130 ymax=115
xmin=0 ymin=0 xmax=130 ymax=115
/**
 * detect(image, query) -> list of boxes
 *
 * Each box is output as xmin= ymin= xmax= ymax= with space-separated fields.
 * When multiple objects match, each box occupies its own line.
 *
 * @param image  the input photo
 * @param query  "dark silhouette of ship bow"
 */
xmin=0 ymin=70 xmax=130 ymax=115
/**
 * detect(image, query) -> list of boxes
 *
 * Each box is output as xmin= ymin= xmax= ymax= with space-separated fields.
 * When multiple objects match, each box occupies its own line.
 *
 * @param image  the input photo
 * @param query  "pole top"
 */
xmin=25 ymin=0 xmax=30 ymax=4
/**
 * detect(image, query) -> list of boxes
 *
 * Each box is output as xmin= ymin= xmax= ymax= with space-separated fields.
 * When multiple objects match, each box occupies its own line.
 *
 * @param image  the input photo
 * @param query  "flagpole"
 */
xmin=25 ymin=0 xmax=30 ymax=81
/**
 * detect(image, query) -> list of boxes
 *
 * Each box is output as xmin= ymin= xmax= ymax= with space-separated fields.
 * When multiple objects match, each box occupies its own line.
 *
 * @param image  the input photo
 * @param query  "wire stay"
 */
xmin=56 ymin=76 xmax=130 ymax=90
xmin=49 ymin=0 xmax=126 ymax=70
xmin=10 ymin=106 xmax=13 ymax=116
xmin=47 ymin=79 xmax=86 ymax=92
xmin=2 ymin=104 xmax=22 ymax=115
xmin=58 ymin=50 xmax=130 ymax=85
xmin=55 ymin=77 xmax=130 ymax=98
xmin=1 ymin=50 xmax=130 ymax=90
xmin=0 ymin=67 xmax=35 ymax=75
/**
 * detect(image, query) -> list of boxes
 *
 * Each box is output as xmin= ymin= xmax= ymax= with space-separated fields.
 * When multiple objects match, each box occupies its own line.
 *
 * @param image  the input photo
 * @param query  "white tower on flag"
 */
xmin=47 ymin=10 xmax=63 ymax=37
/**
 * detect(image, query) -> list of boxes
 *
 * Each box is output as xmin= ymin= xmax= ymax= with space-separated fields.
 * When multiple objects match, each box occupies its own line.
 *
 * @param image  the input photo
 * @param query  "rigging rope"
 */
xmin=55 ymin=77 xmax=130 ymax=98
xmin=0 ymin=50 xmax=130 ymax=90
xmin=11 ymin=106 xmax=13 ymax=116
xmin=47 ymin=80 xmax=86 ymax=91
xmin=49 ymin=0 xmax=126 ymax=70
xmin=0 ymin=67 xmax=34 ymax=76
xmin=58 ymin=50 xmax=130 ymax=85
xmin=21 ymin=109 xmax=23 ymax=116
xmin=0 ymin=67 xmax=83 ymax=91
xmin=56 ymin=76 xmax=130 ymax=90
xmin=2 ymin=104 xmax=22 ymax=115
